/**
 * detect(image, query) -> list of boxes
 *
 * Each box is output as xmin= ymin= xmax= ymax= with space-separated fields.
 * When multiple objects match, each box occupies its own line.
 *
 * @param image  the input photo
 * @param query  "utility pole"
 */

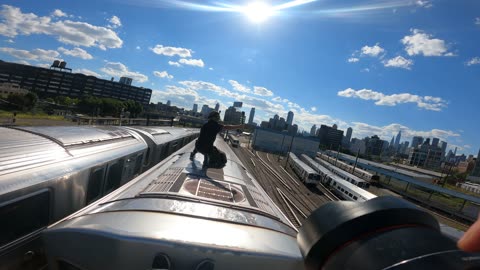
xmin=284 ymin=134 xmax=296 ymax=169
xmin=352 ymin=148 xmax=360 ymax=175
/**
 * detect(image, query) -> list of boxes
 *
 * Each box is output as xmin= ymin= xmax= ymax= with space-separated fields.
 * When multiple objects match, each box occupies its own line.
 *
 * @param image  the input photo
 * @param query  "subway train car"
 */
xmin=0 ymin=126 xmax=199 ymax=270
xmin=287 ymin=153 xmax=321 ymax=185
xmin=42 ymin=138 xmax=302 ymax=270
xmin=326 ymin=176 xmax=377 ymax=202
xmin=314 ymin=157 xmax=370 ymax=189
xmin=317 ymin=151 xmax=374 ymax=182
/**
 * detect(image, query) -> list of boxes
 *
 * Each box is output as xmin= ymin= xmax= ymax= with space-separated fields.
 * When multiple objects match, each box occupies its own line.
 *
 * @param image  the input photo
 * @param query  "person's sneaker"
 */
xmin=189 ymin=152 xmax=195 ymax=161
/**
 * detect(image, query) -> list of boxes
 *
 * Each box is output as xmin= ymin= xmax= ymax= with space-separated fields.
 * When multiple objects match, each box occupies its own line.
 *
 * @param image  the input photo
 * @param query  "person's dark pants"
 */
xmin=190 ymin=147 xmax=209 ymax=169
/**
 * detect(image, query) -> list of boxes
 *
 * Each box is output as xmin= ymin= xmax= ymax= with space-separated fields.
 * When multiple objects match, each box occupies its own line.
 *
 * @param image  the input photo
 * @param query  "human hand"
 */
xmin=458 ymin=214 xmax=480 ymax=252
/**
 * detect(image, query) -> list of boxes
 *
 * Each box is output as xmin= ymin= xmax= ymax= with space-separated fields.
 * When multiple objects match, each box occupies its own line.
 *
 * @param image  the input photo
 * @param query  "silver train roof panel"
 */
xmin=16 ymin=126 xmax=134 ymax=147
xmin=0 ymin=127 xmax=71 ymax=176
xmin=289 ymin=153 xmax=316 ymax=174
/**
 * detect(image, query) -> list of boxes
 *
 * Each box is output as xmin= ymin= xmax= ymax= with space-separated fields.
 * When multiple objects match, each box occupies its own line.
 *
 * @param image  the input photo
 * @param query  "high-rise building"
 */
xmin=276 ymin=117 xmax=286 ymax=131
xmin=317 ymin=124 xmax=344 ymax=150
xmin=469 ymin=150 xmax=480 ymax=178
xmin=248 ymin=108 xmax=255 ymax=124
xmin=201 ymin=104 xmax=214 ymax=118
xmin=395 ymin=131 xmax=402 ymax=147
xmin=411 ymin=136 xmax=424 ymax=148
xmin=215 ymin=103 xmax=220 ymax=112
xmin=233 ymin=101 xmax=243 ymax=108
xmin=0 ymin=60 xmax=151 ymax=105
xmin=166 ymin=100 xmax=171 ymax=106
xmin=288 ymin=124 xmax=298 ymax=135
xmin=119 ymin=76 xmax=133 ymax=85
xmin=390 ymin=136 xmax=395 ymax=147
xmin=192 ymin=104 xmax=198 ymax=113
xmin=310 ymin=125 xmax=317 ymax=136
xmin=366 ymin=135 xmax=384 ymax=156
xmin=439 ymin=141 xmax=448 ymax=154
xmin=350 ymin=138 xmax=366 ymax=155
xmin=408 ymin=142 xmax=443 ymax=169
xmin=286 ymin=111 xmax=294 ymax=126
xmin=224 ymin=106 xmax=243 ymax=124
xmin=345 ymin=127 xmax=353 ymax=143
xmin=432 ymin=138 xmax=440 ymax=147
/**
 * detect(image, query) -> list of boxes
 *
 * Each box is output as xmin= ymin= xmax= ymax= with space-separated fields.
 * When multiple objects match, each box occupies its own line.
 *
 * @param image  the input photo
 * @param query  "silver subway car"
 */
xmin=42 ymin=137 xmax=302 ymax=270
xmin=0 ymin=126 xmax=199 ymax=270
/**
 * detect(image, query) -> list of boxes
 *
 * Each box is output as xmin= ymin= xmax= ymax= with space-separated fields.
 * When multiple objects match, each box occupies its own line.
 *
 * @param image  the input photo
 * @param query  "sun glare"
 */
xmin=243 ymin=2 xmax=273 ymax=23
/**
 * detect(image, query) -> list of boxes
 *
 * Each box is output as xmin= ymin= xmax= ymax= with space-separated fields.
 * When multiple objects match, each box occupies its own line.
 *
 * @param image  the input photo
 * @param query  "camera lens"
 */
xmin=297 ymin=196 xmax=480 ymax=270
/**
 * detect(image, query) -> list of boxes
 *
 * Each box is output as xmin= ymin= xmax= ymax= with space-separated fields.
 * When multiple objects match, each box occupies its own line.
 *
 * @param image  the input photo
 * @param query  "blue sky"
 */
xmin=0 ymin=0 xmax=479 ymax=155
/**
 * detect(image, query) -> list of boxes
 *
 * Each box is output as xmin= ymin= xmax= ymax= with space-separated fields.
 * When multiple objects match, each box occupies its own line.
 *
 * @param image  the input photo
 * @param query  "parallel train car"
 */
xmin=287 ymin=153 xmax=321 ymax=185
xmin=0 ymin=126 xmax=198 ymax=270
xmin=299 ymin=154 xmax=376 ymax=202
xmin=317 ymin=151 xmax=374 ymax=182
xmin=314 ymin=157 xmax=370 ymax=189
xmin=42 ymin=137 xmax=302 ymax=270
xmin=228 ymin=134 xmax=240 ymax=147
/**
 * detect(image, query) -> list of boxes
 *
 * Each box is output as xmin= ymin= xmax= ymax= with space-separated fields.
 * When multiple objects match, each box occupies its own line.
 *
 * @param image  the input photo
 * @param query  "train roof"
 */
xmin=314 ymin=157 xmax=367 ymax=183
xmin=57 ymin=137 xmax=296 ymax=236
xmin=332 ymin=176 xmax=377 ymax=200
xmin=289 ymin=153 xmax=316 ymax=174
xmin=16 ymin=126 xmax=136 ymax=147
xmin=0 ymin=127 xmax=71 ymax=176
xmin=301 ymin=155 xmax=331 ymax=176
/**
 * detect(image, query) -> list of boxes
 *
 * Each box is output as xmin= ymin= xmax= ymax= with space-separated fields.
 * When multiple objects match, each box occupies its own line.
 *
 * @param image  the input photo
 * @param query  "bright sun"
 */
xmin=243 ymin=2 xmax=273 ymax=23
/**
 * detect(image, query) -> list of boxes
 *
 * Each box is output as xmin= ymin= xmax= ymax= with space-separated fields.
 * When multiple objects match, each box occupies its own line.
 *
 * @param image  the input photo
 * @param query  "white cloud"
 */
xmin=52 ymin=9 xmax=68 ymax=17
xmin=136 ymin=46 xmax=141 ymax=50
xmin=0 ymin=47 xmax=60 ymax=62
xmin=416 ymin=0 xmax=433 ymax=8
xmin=311 ymin=106 xmax=317 ymax=112
xmin=347 ymin=57 xmax=359 ymax=63
xmin=58 ymin=47 xmax=93 ymax=59
xmin=401 ymin=29 xmax=450 ymax=56
xmin=337 ymin=88 xmax=448 ymax=111
xmin=153 ymin=70 xmax=173 ymax=79
xmin=361 ymin=43 xmax=385 ymax=57
xmin=150 ymin=44 xmax=192 ymax=58
xmin=75 ymin=68 xmax=102 ymax=77
xmin=383 ymin=56 xmax=413 ymax=69
xmin=253 ymin=86 xmax=274 ymax=96
xmin=350 ymin=122 xmax=460 ymax=143
xmin=108 ymin=15 xmax=122 ymax=28
xmin=179 ymin=58 xmax=204 ymax=67
xmin=209 ymin=67 xmax=214 ymax=70
xmin=476 ymin=18 xmax=480 ymax=25
xmin=228 ymin=80 xmax=251 ymax=93
xmin=168 ymin=61 xmax=181 ymax=67
xmin=466 ymin=57 xmax=480 ymax=66
xmin=361 ymin=68 xmax=370 ymax=72
xmin=0 ymin=5 xmax=123 ymax=50
xmin=100 ymin=62 xmax=148 ymax=83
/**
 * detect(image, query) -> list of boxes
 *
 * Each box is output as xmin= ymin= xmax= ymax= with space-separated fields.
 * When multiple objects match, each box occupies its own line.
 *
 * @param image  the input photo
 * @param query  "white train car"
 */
xmin=287 ymin=152 xmax=321 ymax=185
xmin=314 ymin=157 xmax=370 ymax=189
xmin=228 ymin=134 xmax=240 ymax=147
xmin=317 ymin=151 xmax=374 ymax=182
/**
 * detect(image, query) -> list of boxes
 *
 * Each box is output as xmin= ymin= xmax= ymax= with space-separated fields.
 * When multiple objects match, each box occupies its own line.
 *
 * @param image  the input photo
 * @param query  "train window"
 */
xmin=134 ymin=154 xmax=143 ymax=175
xmin=86 ymin=167 xmax=105 ymax=204
xmin=143 ymin=148 xmax=151 ymax=166
xmin=0 ymin=191 xmax=50 ymax=247
xmin=333 ymin=181 xmax=336 ymax=186
xmin=349 ymin=193 xmax=353 ymax=198
xmin=344 ymin=190 xmax=348 ymax=195
xmin=353 ymin=196 xmax=358 ymax=200
xmin=105 ymin=161 xmax=123 ymax=194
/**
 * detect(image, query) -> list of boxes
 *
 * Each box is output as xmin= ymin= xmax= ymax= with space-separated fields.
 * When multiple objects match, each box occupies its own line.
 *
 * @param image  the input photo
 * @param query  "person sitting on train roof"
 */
xmin=190 ymin=111 xmax=244 ymax=171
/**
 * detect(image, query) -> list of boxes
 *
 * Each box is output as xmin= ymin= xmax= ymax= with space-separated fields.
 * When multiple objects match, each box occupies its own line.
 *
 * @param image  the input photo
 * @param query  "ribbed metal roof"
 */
xmin=16 ymin=126 xmax=134 ymax=147
xmin=0 ymin=127 xmax=71 ymax=176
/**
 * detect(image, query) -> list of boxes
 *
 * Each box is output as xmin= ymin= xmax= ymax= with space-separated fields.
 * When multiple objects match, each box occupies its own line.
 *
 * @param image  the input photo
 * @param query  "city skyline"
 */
xmin=0 ymin=1 xmax=478 ymax=155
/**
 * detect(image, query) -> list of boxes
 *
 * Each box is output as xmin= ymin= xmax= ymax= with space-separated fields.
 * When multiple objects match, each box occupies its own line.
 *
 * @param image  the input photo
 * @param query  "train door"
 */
xmin=103 ymin=160 xmax=124 ymax=195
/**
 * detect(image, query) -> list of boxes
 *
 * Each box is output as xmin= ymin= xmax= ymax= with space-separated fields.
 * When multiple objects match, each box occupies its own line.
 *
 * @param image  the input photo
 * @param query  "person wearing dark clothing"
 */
xmin=190 ymin=111 xmax=244 ymax=170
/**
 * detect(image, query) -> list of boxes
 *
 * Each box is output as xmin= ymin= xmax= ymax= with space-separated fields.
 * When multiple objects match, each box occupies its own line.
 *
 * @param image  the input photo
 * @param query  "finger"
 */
xmin=458 ymin=219 xmax=480 ymax=252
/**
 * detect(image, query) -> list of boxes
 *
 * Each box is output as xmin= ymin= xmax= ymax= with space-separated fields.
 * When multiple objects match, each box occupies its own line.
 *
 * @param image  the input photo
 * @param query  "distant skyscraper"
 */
xmin=432 ymin=138 xmax=440 ymax=147
xmin=345 ymin=127 xmax=353 ymax=143
xmin=317 ymin=124 xmax=344 ymax=150
xmin=192 ymin=104 xmax=198 ymax=113
xmin=215 ymin=103 xmax=220 ymax=112
xmin=286 ymin=111 xmax=294 ymax=126
xmin=166 ymin=100 xmax=171 ymax=106
xmin=411 ymin=136 xmax=423 ymax=148
xmin=248 ymin=107 xmax=255 ymax=124
xmin=310 ymin=124 xmax=317 ymax=136
xmin=390 ymin=136 xmax=395 ymax=147
xmin=395 ymin=131 xmax=401 ymax=147
xmin=439 ymin=141 xmax=448 ymax=154
xmin=233 ymin=101 xmax=243 ymax=108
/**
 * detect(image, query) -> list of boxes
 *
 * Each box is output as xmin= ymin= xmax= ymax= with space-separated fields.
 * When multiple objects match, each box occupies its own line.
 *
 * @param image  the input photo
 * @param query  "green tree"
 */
xmin=6 ymin=92 xmax=37 ymax=111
